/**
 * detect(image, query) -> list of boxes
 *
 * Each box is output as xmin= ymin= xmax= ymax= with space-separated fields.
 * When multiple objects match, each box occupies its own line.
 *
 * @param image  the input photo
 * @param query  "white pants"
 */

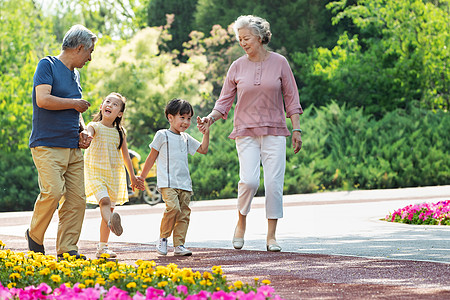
xmin=235 ymin=135 xmax=286 ymax=219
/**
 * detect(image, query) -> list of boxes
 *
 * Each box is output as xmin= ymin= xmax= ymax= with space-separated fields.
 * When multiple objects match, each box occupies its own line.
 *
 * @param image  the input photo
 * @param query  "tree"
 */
xmin=0 ymin=0 xmax=58 ymax=211
xmin=194 ymin=0 xmax=344 ymax=54
xmin=292 ymin=0 xmax=450 ymax=115
xmin=41 ymin=0 xmax=140 ymax=41
xmin=84 ymin=26 xmax=213 ymax=149
xmin=145 ymin=0 xmax=198 ymax=58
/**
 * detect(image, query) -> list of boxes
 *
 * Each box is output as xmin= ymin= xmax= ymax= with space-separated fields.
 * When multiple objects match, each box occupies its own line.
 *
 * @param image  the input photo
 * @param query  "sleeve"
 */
xmin=185 ymin=133 xmax=201 ymax=156
xmin=213 ymin=61 xmax=238 ymax=120
xmin=86 ymin=122 xmax=99 ymax=137
xmin=280 ymin=56 xmax=303 ymax=117
xmin=34 ymin=58 xmax=54 ymax=87
xmin=150 ymin=130 xmax=165 ymax=152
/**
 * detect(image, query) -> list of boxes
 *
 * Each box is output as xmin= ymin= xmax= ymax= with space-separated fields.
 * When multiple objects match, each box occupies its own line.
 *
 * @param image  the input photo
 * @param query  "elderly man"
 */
xmin=27 ymin=24 xmax=97 ymax=259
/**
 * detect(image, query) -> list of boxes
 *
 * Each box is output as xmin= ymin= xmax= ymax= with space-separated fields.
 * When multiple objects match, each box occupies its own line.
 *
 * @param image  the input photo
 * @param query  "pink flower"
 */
xmin=176 ymin=285 xmax=188 ymax=295
xmin=132 ymin=291 xmax=145 ymax=300
xmin=257 ymin=285 xmax=274 ymax=297
xmin=145 ymin=286 xmax=165 ymax=299
xmin=104 ymin=286 xmax=130 ymax=300
xmin=211 ymin=290 xmax=235 ymax=300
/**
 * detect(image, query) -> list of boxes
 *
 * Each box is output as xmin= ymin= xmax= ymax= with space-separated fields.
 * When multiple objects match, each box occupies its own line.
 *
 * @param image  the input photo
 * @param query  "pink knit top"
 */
xmin=213 ymin=52 xmax=303 ymax=139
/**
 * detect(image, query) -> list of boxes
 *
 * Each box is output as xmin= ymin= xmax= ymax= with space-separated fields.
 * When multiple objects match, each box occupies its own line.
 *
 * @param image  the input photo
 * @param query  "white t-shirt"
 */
xmin=150 ymin=129 xmax=201 ymax=192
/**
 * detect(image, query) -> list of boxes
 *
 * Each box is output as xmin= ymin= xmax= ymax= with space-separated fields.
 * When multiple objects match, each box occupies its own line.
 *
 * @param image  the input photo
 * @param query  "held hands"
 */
xmin=132 ymin=176 xmax=145 ymax=191
xmin=73 ymin=98 xmax=91 ymax=113
xmin=292 ymin=131 xmax=302 ymax=154
xmin=197 ymin=116 xmax=210 ymax=134
xmin=79 ymin=130 xmax=93 ymax=149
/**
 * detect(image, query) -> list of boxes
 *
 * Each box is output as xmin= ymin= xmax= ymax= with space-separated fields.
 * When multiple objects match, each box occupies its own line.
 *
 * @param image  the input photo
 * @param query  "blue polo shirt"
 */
xmin=29 ymin=56 xmax=82 ymax=148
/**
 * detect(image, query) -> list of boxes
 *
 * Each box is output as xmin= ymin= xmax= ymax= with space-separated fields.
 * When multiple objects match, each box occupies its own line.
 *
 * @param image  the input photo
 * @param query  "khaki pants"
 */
xmin=30 ymin=147 xmax=86 ymax=254
xmin=159 ymin=188 xmax=192 ymax=247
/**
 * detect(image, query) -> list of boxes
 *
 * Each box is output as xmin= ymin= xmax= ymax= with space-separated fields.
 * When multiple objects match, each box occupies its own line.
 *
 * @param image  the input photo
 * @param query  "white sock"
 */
xmin=98 ymin=242 xmax=107 ymax=250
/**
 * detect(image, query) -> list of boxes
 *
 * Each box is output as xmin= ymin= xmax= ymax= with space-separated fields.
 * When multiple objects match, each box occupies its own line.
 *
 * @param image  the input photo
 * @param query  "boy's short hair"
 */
xmin=165 ymin=98 xmax=194 ymax=119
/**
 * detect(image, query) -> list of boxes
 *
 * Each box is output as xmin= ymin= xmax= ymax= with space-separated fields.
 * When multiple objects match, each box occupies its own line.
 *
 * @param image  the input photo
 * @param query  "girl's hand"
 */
xmin=131 ymin=176 xmax=145 ymax=191
xmin=292 ymin=131 xmax=302 ymax=154
xmin=134 ymin=176 xmax=145 ymax=191
xmin=79 ymin=130 xmax=93 ymax=149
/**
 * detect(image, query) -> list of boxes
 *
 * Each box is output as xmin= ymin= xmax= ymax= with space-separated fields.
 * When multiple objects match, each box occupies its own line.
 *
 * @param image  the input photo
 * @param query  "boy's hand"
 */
xmin=135 ymin=176 xmax=146 ymax=191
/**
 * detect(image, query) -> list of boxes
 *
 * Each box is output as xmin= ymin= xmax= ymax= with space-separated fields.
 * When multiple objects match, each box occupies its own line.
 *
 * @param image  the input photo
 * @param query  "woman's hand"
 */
xmin=292 ymin=131 xmax=302 ymax=154
xmin=197 ymin=116 xmax=211 ymax=134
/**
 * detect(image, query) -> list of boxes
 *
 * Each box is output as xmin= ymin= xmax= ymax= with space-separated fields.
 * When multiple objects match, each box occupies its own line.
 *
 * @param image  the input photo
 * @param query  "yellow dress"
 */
xmin=84 ymin=122 xmax=128 ymax=205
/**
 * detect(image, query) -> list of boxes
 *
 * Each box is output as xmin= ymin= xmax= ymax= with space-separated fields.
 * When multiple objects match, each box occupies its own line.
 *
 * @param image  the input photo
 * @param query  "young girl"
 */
xmin=84 ymin=92 xmax=142 ymax=258
xmin=138 ymin=98 xmax=209 ymax=256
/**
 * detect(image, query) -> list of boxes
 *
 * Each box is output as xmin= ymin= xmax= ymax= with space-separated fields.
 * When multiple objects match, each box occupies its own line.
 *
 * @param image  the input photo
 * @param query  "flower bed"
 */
xmin=385 ymin=200 xmax=450 ymax=225
xmin=0 ymin=242 xmax=283 ymax=299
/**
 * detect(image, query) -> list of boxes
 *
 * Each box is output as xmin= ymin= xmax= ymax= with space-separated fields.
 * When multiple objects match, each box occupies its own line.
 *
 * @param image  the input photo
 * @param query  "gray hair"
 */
xmin=233 ymin=15 xmax=272 ymax=45
xmin=62 ymin=24 xmax=97 ymax=50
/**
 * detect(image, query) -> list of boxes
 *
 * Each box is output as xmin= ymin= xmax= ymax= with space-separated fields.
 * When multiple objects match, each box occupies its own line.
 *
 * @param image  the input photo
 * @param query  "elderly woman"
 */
xmin=198 ymin=15 xmax=303 ymax=252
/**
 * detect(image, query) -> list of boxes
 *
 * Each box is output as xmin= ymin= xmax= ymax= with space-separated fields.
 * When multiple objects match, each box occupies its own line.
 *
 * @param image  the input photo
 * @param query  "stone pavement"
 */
xmin=1 ymin=185 xmax=450 ymax=299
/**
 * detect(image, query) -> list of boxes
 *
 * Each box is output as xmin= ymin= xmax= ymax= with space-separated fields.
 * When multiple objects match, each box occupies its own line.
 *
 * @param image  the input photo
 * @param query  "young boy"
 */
xmin=138 ymin=98 xmax=209 ymax=256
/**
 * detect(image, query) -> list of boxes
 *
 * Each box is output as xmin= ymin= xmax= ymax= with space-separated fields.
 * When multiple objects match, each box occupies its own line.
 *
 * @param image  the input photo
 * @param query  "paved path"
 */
xmin=1 ymin=185 xmax=450 ymax=299
xmin=3 ymin=185 xmax=449 ymax=262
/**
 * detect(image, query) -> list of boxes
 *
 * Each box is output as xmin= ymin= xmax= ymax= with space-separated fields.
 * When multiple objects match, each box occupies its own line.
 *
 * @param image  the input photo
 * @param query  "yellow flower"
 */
xmin=262 ymin=279 xmax=271 ymax=285
xmin=142 ymin=285 xmax=148 ymax=289
xmin=64 ymin=283 xmax=71 ymax=288
xmin=84 ymin=279 xmax=94 ymax=286
xmin=25 ymin=271 xmax=34 ymax=276
xmin=200 ymin=280 xmax=207 ymax=286
xmin=78 ymin=283 xmax=86 ymax=289
xmin=9 ymin=273 xmax=22 ymax=280
xmin=39 ymin=268 xmax=50 ymax=276
xmin=183 ymin=276 xmax=195 ymax=285
xmin=100 ymin=253 xmax=110 ymax=259
xmin=7 ymin=283 xmax=16 ymax=288
xmin=157 ymin=281 xmax=168 ymax=288
xmin=109 ymin=271 xmax=121 ymax=281
xmin=13 ymin=266 xmax=24 ymax=272
xmin=212 ymin=266 xmax=223 ymax=275
xmin=51 ymin=274 xmax=61 ymax=283
xmin=203 ymin=271 xmax=213 ymax=280
xmin=82 ymin=267 xmax=96 ymax=278
xmin=46 ymin=261 xmax=57 ymax=270
xmin=5 ymin=262 xmax=14 ymax=268
xmin=126 ymin=282 xmax=137 ymax=289
xmin=96 ymin=277 xmax=106 ymax=285
xmin=194 ymin=271 xmax=201 ymax=279
xmin=105 ymin=261 xmax=117 ymax=269
xmin=254 ymin=277 xmax=259 ymax=282
xmin=234 ymin=280 xmax=243 ymax=289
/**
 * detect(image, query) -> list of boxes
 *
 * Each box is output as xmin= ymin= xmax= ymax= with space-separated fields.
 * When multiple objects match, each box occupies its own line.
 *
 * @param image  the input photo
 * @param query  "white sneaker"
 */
xmin=96 ymin=246 xmax=117 ymax=258
xmin=174 ymin=245 xmax=192 ymax=256
xmin=156 ymin=238 xmax=168 ymax=255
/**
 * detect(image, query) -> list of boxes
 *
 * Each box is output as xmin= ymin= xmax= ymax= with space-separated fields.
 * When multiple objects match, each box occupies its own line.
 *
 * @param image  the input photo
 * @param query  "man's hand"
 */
xmin=73 ymin=99 xmax=91 ymax=113
xmin=79 ymin=130 xmax=93 ymax=149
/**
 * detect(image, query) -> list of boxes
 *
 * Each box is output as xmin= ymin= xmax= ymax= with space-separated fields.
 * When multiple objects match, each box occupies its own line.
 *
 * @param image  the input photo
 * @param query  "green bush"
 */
xmin=187 ymin=102 xmax=450 ymax=200
xmin=1 ymin=102 xmax=449 ymax=210
xmin=0 ymin=151 xmax=39 ymax=212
